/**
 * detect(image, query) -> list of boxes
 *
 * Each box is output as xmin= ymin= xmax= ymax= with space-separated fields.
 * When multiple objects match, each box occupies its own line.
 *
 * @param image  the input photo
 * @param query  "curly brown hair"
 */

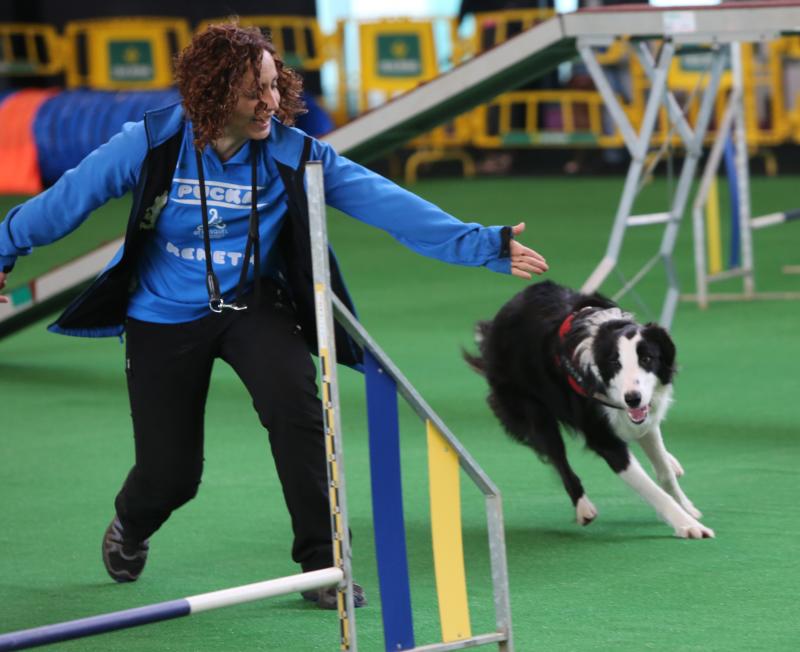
xmin=174 ymin=22 xmax=306 ymax=149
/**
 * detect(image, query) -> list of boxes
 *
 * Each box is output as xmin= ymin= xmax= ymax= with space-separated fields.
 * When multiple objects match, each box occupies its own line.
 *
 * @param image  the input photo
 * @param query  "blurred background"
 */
xmin=5 ymin=0 xmax=800 ymax=191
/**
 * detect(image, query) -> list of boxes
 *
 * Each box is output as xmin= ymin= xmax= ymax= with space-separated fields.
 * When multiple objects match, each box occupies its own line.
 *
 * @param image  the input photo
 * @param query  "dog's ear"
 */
xmin=643 ymin=323 xmax=676 ymax=384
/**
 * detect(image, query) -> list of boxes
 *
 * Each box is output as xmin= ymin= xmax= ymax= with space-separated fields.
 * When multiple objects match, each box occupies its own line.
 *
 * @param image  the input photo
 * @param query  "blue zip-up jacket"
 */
xmin=0 ymin=103 xmax=512 ymax=365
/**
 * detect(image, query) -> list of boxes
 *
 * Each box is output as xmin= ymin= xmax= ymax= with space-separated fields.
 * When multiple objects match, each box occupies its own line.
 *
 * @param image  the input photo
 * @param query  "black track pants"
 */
xmin=115 ymin=284 xmax=333 ymax=572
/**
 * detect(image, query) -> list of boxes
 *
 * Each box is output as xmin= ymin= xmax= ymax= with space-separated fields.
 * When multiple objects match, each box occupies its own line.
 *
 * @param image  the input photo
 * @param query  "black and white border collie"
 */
xmin=465 ymin=280 xmax=713 ymax=539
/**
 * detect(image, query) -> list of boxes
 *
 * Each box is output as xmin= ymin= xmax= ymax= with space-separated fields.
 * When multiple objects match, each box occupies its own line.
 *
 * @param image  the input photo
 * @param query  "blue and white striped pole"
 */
xmin=751 ymin=208 xmax=800 ymax=230
xmin=0 ymin=567 xmax=342 ymax=651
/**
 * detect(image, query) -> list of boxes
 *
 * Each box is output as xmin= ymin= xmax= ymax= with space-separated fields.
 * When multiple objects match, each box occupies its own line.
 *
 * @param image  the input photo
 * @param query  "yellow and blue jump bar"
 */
xmin=365 ymin=350 xmax=471 ymax=651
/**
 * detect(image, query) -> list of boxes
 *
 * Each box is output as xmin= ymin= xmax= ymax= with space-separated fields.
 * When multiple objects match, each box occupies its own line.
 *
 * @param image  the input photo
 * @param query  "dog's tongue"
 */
xmin=627 ymin=406 xmax=648 ymax=423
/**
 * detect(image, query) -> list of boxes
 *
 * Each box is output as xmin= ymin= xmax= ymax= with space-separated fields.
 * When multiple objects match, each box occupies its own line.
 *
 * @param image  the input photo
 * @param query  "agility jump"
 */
xmin=307 ymin=162 xmax=514 ymax=652
xmin=691 ymin=42 xmax=800 ymax=308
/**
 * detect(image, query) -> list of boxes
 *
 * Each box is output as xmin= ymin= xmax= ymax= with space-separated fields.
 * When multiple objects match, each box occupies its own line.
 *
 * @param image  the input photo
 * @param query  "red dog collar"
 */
xmin=555 ymin=311 xmax=589 ymax=397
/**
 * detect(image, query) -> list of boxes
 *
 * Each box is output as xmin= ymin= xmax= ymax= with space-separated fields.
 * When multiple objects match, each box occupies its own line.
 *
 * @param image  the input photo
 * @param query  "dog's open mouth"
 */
xmin=626 ymin=405 xmax=649 ymax=424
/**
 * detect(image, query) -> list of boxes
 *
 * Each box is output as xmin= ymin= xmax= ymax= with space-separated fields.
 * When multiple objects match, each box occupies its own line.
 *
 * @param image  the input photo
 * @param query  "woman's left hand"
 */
xmin=509 ymin=222 xmax=548 ymax=279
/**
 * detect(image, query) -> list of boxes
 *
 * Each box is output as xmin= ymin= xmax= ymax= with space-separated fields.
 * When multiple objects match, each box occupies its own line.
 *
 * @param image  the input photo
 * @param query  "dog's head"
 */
xmin=591 ymin=320 xmax=676 ymax=425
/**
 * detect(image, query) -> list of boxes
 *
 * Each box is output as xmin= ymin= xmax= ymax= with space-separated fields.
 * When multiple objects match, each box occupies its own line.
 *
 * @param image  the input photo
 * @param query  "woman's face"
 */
xmin=223 ymin=49 xmax=280 ymax=145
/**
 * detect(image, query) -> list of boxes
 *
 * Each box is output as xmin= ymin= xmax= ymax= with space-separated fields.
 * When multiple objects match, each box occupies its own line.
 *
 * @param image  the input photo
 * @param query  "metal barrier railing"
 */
xmin=471 ymin=89 xmax=624 ymax=148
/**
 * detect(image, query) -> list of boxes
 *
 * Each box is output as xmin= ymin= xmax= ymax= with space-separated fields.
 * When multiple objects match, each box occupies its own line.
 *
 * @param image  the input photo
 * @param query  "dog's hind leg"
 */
xmin=638 ymin=427 xmax=701 ymax=518
xmin=528 ymin=411 xmax=598 ymax=526
xmin=490 ymin=394 xmax=598 ymax=525
xmin=549 ymin=439 xmax=598 ymax=526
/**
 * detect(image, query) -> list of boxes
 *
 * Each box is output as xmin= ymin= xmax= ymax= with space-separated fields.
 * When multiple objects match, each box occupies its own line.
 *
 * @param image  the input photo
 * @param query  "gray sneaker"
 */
xmin=102 ymin=516 xmax=149 ymax=583
xmin=301 ymin=582 xmax=367 ymax=609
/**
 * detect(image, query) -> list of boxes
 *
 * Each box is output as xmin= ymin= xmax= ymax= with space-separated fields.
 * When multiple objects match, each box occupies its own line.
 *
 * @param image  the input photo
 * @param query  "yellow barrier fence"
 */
xmin=6 ymin=13 xmax=800 ymax=172
xmin=201 ymin=15 xmax=330 ymax=71
xmin=63 ymin=17 xmax=191 ymax=90
xmin=0 ymin=23 xmax=64 ymax=76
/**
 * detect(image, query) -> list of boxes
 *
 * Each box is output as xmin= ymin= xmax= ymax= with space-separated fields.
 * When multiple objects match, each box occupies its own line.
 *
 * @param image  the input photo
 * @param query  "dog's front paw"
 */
xmin=575 ymin=496 xmax=598 ymax=526
xmin=673 ymin=520 xmax=715 ymax=539
xmin=667 ymin=452 xmax=685 ymax=477
xmin=679 ymin=498 xmax=702 ymax=519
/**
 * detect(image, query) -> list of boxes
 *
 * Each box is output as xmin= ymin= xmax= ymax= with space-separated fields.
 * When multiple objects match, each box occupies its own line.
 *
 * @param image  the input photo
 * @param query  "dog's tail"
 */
xmin=462 ymin=320 xmax=491 ymax=376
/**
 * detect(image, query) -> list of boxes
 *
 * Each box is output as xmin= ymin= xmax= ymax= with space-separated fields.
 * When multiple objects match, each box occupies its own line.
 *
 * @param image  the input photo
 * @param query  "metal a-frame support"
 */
xmin=578 ymin=38 xmax=727 ymax=328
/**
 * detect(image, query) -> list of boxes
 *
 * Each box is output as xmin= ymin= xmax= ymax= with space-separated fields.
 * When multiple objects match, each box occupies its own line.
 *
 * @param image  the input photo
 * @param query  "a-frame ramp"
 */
xmin=326 ymin=0 xmax=800 ymax=159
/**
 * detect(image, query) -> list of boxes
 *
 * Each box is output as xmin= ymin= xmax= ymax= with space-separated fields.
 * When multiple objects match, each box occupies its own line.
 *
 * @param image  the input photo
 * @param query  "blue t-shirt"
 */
xmin=127 ymin=124 xmax=288 ymax=323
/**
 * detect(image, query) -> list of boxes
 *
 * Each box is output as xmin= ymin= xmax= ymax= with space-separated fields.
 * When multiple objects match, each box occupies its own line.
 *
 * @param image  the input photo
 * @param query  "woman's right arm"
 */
xmin=0 ymin=120 xmax=148 ymax=281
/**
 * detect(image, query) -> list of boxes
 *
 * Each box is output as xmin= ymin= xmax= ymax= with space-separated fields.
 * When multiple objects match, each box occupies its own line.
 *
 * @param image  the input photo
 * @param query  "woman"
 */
xmin=0 ymin=23 xmax=547 ymax=608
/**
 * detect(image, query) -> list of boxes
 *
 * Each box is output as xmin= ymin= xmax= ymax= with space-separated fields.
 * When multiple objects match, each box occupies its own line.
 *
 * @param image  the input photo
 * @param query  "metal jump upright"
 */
xmin=305 ymin=161 xmax=514 ymax=652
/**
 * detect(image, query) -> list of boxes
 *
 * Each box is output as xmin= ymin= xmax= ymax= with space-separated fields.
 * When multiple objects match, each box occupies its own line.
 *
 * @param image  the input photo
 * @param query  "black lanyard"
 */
xmin=194 ymin=143 xmax=260 ymax=313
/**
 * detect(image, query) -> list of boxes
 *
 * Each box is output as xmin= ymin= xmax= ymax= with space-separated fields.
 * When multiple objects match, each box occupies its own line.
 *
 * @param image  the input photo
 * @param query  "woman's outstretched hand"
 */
xmin=510 ymin=222 xmax=548 ymax=280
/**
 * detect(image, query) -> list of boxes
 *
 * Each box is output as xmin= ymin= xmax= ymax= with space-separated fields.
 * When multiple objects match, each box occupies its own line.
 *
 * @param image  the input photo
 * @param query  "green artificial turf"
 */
xmin=0 ymin=175 xmax=798 ymax=651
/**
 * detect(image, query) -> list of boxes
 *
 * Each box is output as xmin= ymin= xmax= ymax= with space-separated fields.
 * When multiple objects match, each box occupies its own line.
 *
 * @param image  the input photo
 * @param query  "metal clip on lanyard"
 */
xmin=195 ymin=144 xmax=261 ymax=313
